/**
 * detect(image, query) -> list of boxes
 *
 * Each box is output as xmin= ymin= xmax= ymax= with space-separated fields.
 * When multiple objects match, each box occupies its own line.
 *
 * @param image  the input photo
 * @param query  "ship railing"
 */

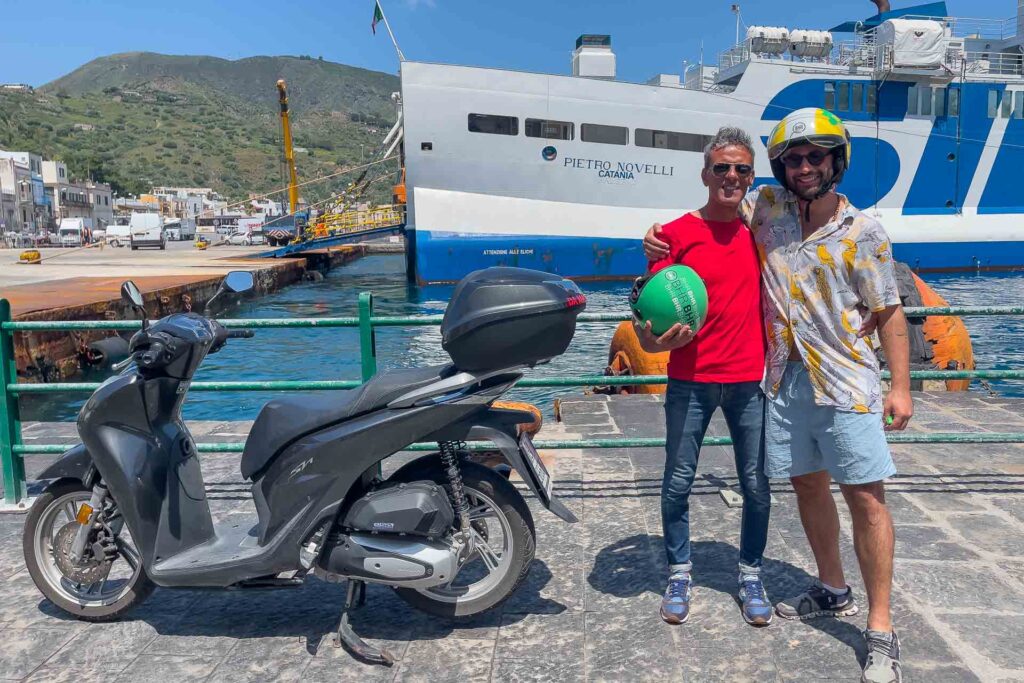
xmin=901 ymin=14 xmax=1017 ymax=41
xmin=2 ymin=300 xmax=1024 ymax=508
xmin=958 ymin=51 xmax=1024 ymax=76
xmin=310 ymin=204 xmax=405 ymax=238
xmin=718 ymin=43 xmax=751 ymax=71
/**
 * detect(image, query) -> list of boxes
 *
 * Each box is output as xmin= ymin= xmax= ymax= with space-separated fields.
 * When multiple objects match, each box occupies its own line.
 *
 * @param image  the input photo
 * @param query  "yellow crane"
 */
xmin=276 ymin=79 xmax=300 ymax=215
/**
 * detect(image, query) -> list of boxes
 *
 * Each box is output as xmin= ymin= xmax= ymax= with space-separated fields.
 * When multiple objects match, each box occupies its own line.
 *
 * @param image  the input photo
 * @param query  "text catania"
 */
xmin=562 ymin=157 xmax=674 ymax=180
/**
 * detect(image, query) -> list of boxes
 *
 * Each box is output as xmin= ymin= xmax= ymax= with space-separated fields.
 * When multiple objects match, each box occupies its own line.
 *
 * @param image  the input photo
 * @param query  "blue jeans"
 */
xmin=662 ymin=378 xmax=771 ymax=574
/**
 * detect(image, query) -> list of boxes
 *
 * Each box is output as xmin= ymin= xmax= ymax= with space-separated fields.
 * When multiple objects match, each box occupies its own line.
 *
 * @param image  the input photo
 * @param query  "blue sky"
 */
xmin=2 ymin=0 xmax=1018 ymax=86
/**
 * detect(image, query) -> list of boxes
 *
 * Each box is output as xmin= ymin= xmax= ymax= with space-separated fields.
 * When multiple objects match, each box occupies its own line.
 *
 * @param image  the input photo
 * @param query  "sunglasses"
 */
xmin=709 ymin=163 xmax=753 ymax=177
xmin=779 ymin=150 xmax=831 ymax=169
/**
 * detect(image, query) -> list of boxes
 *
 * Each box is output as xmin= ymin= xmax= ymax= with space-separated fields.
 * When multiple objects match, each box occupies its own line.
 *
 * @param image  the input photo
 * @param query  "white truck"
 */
xmin=129 ymin=213 xmax=166 ymax=250
xmin=57 ymin=218 xmax=93 ymax=247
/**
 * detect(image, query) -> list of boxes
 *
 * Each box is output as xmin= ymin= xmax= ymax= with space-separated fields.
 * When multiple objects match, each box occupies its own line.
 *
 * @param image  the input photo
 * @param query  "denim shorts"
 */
xmin=765 ymin=362 xmax=897 ymax=485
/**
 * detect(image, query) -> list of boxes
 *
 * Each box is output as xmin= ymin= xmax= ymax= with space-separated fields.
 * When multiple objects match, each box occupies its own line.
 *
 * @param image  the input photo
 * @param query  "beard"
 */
xmin=789 ymin=167 xmax=834 ymax=201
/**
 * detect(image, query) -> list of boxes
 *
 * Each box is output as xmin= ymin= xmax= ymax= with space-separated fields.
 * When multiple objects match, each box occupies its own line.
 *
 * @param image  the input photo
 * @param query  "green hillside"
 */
xmin=0 ymin=53 xmax=401 ymax=205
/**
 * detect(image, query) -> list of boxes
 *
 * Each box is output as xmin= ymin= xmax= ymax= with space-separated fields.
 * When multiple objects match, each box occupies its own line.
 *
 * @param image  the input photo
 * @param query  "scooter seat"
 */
xmin=240 ymin=364 xmax=456 ymax=480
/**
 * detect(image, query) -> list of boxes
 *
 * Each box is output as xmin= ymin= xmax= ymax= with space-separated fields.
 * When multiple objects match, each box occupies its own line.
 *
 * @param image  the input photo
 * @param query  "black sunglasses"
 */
xmin=710 ymin=163 xmax=753 ymax=177
xmin=779 ymin=149 xmax=831 ymax=169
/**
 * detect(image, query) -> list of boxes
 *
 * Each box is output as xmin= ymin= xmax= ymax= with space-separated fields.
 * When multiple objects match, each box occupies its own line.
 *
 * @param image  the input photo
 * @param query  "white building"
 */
xmin=0 ymin=159 xmax=35 ymax=232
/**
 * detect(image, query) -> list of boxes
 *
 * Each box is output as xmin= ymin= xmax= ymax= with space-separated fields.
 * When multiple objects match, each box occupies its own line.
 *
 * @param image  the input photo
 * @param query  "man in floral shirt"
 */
xmin=644 ymin=108 xmax=912 ymax=683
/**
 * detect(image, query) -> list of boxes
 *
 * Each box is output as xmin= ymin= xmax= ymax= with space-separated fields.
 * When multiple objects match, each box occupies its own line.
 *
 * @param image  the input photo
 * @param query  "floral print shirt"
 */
xmin=739 ymin=185 xmax=902 ymax=413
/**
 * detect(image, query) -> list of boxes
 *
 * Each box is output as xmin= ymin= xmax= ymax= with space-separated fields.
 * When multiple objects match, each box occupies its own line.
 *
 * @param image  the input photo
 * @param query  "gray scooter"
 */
xmin=22 ymin=267 xmax=584 ymax=665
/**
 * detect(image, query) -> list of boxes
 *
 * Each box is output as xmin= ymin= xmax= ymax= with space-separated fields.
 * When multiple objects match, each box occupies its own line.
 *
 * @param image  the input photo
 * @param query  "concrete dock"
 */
xmin=2 ymin=391 xmax=1024 ymax=681
xmin=0 ymin=241 xmax=372 ymax=379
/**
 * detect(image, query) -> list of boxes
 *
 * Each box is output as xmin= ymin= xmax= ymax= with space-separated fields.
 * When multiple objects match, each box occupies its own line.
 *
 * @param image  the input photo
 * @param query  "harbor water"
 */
xmin=19 ymin=254 xmax=1024 ymax=423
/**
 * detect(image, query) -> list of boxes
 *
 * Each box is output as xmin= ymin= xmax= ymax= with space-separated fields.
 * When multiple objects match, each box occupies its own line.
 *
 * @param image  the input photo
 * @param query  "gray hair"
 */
xmin=703 ymin=127 xmax=755 ymax=168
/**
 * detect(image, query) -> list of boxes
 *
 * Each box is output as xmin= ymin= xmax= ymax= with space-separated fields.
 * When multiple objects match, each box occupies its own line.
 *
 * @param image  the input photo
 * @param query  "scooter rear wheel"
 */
xmin=393 ymin=463 xmax=535 ymax=618
xmin=23 ymin=481 xmax=155 ymax=622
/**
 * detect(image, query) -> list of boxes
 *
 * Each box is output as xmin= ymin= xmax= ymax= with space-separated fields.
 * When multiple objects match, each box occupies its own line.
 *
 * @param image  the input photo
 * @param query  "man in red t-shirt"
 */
xmin=635 ymin=127 xmax=772 ymax=627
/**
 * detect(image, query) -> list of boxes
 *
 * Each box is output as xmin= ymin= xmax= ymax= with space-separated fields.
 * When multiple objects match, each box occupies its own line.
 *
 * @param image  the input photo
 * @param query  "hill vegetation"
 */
xmin=0 ymin=53 xmax=401 ymax=205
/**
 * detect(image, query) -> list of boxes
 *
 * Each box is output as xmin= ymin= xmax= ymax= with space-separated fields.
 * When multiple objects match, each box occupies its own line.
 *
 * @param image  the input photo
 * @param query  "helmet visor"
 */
xmin=768 ymin=133 xmax=845 ymax=160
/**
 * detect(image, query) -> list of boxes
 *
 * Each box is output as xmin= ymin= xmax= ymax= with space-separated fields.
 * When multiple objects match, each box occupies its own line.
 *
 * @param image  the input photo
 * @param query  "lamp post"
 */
xmin=731 ymin=4 xmax=741 ymax=46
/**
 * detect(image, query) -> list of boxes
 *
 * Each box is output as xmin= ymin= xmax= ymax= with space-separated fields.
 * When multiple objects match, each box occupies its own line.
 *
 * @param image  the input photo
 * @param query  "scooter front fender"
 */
xmin=35 ymin=443 xmax=96 ymax=486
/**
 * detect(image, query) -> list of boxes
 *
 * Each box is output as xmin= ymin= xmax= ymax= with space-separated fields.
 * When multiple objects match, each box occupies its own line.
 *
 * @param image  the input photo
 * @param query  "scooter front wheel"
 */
xmin=394 ymin=463 xmax=536 ymax=618
xmin=23 ymin=481 xmax=155 ymax=621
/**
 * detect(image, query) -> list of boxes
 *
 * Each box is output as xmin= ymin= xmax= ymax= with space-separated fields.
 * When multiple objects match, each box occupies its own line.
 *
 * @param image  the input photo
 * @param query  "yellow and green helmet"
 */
xmin=767 ymin=107 xmax=852 ymax=193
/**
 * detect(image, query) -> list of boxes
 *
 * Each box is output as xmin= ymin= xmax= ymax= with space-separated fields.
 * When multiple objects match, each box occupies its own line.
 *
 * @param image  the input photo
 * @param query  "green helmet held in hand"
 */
xmin=629 ymin=265 xmax=709 ymax=336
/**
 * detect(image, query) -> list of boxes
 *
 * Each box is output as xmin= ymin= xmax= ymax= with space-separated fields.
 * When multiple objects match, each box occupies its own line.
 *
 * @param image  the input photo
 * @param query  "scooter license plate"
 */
xmin=518 ymin=433 xmax=552 ymax=499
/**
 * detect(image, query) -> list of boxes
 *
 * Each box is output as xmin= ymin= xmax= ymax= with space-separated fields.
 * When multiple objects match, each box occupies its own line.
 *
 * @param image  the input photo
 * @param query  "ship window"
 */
xmin=907 ymin=85 xmax=919 ymax=115
xmin=1016 ymin=91 xmax=1024 ymax=119
xmin=949 ymin=88 xmax=960 ymax=116
xmin=1003 ymin=90 xmax=1015 ymax=118
xmin=988 ymin=90 xmax=999 ymax=118
xmin=838 ymin=82 xmax=850 ymax=110
xmin=468 ymin=113 xmax=518 ymax=136
xmin=824 ymin=82 xmax=836 ymax=111
xmin=919 ymin=87 xmax=932 ymax=116
xmin=934 ymin=88 xmax=946 ymax=117
xmin=866 ymin=85 xmax=877 ymax=113
xmin=580 ymin=123 xmax=628 ymax=145
xmin=525 ymin=118 xmax=574 ymax=140
xmin=851 ymin=83 xmax=863 ymax=112
xmin=635 ymin=128 xmax=711 ymax=152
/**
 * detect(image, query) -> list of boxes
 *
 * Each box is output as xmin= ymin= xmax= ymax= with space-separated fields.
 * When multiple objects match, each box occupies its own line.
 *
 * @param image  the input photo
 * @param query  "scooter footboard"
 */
xmin=424 ymin=408 xmax=577 ymax=523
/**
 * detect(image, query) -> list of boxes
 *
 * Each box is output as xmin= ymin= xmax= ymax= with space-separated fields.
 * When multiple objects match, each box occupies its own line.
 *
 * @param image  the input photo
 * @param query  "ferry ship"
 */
xmin=398 ymin=1 xmax=1024 ymax=283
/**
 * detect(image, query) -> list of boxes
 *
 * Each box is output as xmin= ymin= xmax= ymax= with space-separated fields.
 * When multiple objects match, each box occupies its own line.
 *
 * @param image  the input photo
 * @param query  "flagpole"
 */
xmin=376 ymin=0 xmax=406 ymax=62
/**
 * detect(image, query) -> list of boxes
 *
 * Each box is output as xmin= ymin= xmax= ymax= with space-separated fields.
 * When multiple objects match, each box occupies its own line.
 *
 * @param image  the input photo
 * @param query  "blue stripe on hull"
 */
xmin=412 ymin=231 xmax=1024 ymax=282
xmin=412 ymin=231 xmax=646 ymax=283
xmin=892 ymin=241 xmax=1024 ymax=271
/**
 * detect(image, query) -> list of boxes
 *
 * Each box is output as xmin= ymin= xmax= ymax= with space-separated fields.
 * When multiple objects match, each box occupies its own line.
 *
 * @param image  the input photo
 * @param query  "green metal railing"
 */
xmin=2 ymin=298 xmax=1024 ymax=507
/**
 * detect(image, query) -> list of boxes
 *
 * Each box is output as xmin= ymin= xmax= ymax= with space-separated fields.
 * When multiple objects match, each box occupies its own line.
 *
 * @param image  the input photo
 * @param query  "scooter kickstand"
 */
xmin=332 ymin=579 xmax=395 ymax=667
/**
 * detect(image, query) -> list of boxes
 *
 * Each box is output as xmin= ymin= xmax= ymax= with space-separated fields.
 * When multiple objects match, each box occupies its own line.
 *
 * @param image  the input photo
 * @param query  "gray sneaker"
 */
xmin=861 ymin=630 xmax=901 ymax=683
xmin=775 ymin=580 xmax=859 ymax=620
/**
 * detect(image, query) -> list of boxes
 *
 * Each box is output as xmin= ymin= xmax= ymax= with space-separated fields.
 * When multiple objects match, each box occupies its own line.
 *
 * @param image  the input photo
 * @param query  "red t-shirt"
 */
xmin=648 ymin=213 xmax=765 ymax=383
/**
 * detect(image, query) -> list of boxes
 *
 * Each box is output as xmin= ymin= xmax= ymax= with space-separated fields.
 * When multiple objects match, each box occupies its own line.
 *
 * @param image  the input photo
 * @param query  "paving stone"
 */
xmin=43 ymin=620 xmax=159 ymax=672
xmin=392 ymin=637 xmax=494 ymax=682
xmin=585 ymin=611 xmax=684 ymax=681
xmin=0 ymin=627 xmax=75 ymax=679
xmin=112 ymin=654 xmax=221 ymax=682
xmin=893 ymin=562 xmax=1018 ymax=613
xmin=943 ymin=614 xmax=1024 ymax=672
xmin=893 ymin=524 xmax=982 ymax=562
xmin=899 ymin=664 xmax=982 ymax=683
xmin=944 ymin=513 xmax=1024 ymax=556
xmin=493 ymin=613 xmax=584 ymax=682
xmin=207 ymin=656 xmax=311 ymax=683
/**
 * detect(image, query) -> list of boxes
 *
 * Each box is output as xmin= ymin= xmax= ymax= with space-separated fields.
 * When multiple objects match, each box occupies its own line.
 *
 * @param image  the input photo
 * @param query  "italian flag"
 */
xmin=371 ymin=1 xmax=384 ymax=34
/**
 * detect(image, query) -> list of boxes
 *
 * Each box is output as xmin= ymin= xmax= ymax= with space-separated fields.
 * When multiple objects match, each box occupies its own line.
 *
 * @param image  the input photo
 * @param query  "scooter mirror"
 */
xmin=121 ymin=281 xmax=144 ymax=309
xmin=223 ymin=271 xmax=255 ymax=294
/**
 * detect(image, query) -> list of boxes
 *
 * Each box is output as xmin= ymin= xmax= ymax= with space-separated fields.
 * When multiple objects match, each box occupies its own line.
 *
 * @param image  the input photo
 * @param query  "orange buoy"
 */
xmin=912 ymin=273 xmax=975 ymax=391
xmin=605 ymin=321 xmax=669 ymax=394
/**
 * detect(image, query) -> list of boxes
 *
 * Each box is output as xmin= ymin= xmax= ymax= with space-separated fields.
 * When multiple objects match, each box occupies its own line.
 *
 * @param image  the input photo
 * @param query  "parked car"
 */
xmin=227 ymin=229 xmax=265 ymax=246
xmin=106 ymin=224 xmax=131 ymax=247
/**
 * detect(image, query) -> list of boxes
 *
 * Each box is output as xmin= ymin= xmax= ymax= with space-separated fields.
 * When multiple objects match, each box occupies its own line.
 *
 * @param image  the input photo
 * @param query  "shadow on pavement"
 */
xmin=587 ymin=534 xmax=867 ymax=664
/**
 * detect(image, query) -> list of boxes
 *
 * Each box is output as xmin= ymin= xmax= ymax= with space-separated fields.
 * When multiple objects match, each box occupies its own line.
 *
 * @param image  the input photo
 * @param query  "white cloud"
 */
xmin=404 ymin=0 xmax=436 ymax=8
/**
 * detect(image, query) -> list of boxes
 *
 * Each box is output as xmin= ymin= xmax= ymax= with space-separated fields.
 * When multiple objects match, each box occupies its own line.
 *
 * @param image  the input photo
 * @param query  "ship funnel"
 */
xmin=573 ymin=34 xmax=616 ymax=79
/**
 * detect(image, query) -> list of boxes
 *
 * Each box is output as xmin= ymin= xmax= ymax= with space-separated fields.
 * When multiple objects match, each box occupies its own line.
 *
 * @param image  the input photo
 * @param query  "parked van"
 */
xmin=129 ymin=213 xmax=165 ymax=250
xmin=58 ymin=218 xmax=91 ymax=247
